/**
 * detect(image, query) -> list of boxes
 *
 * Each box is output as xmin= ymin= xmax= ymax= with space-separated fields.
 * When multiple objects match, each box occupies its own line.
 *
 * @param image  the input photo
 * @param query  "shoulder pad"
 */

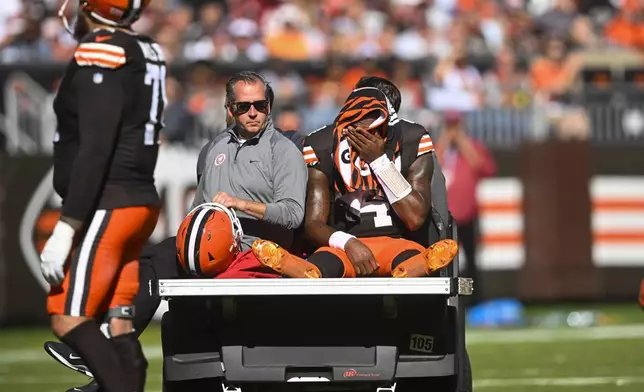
xmin=304 ymin=124 xmax=333 ymax=146
xmin=402 ymin=120 xmax=434 ymax=156
xmin=308 ymin=124 xmax=332 ymax=137
xmin=401 ymin=120 xmax=433 ymax=141
xmin=400 ymin=119 xmax=427 ymax=134
xmin=75 ymin=30 xmax=127 ymax=69
xmin=400 ymin=119 xmax=434 ymax=156
xmin=302 ymin=125 xmax=334 ymax=167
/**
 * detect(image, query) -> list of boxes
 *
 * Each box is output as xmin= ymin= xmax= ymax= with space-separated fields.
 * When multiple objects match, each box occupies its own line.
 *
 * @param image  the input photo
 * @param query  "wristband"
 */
xmin=369 ymin=154 xmax=391 ymax=173
xmin=369 ymin=154 xmax=412 ymax=204
xmin=329 ymin=231 xmax=356 ymax=251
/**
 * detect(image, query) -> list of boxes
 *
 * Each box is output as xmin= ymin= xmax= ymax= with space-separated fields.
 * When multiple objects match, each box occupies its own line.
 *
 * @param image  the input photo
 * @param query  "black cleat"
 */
xmin=66 ymin=379 xmax=100 ymax=392
xmin=43 ymin=341 xmax=93 ymax=378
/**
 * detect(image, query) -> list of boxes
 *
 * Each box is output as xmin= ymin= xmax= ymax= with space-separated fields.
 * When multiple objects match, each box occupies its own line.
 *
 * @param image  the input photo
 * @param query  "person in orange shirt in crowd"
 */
xmin=530 ymin=35 xmax=588 ymax=140
xmin=435 ymin=111 xmax=496 ymax=305
xmin=264 ymin=6 xmax=312 ymax=62
xmin=341 ymin=56 xmax=389 ymax=95
xmin=530 ymin=36 xmax=581 ymax=102
xmin=604 ymin=0 xmax=644 ymax=51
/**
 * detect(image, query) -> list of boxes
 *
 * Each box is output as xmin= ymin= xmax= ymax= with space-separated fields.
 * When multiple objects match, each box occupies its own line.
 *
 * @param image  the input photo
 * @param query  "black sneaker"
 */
xmin=43 ymin=341 xmax=93 ymax=377
xmin=66 ymin=379 xmax=100 ymax=392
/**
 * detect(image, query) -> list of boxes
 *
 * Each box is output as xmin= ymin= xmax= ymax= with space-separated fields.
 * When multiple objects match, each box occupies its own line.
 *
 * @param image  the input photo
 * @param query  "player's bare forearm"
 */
xmin=304 ymin=168 xmax=336 ymax=247
xmin=391 ymin=153 xmax=433 ymax=231
xmin=237 ymin=200 xmax=267 ymax=220
xmin=305 ymin=220 xmax=337 ymax=248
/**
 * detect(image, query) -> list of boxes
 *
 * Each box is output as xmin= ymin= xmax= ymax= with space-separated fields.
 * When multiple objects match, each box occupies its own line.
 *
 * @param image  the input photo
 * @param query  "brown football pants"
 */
xmin=47 ymin=206 xmax=159 ymax=317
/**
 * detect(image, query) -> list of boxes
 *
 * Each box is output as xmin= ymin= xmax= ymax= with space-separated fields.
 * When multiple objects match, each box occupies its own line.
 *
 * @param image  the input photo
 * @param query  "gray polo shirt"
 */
xmin=192 ymin=120 xmax=307 ymax=251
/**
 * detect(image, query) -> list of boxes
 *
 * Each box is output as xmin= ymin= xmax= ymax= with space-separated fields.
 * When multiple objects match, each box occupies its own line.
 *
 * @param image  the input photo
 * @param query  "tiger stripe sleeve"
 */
xmin=302 ymin=145 xmax=319 ymax=167
xmin=417 ymin=133 xmax=435 ymax=157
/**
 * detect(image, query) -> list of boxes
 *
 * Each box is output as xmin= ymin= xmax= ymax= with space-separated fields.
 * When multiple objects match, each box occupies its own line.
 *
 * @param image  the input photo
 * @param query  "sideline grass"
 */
xmin=1 ymin=304 xmax=642 ymax=392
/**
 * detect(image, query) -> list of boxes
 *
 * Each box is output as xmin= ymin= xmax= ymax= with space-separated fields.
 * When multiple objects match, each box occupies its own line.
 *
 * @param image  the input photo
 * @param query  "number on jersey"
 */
xmin=360 ymin=201 xmax=393 ymax=228
xmin=139 ymin=42 xmax=167 ymax=146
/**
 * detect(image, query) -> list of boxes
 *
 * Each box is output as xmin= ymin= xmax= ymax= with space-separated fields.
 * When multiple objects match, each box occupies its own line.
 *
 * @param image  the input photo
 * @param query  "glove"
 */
xmin=40 ymin=220 xmax=75 ymax=286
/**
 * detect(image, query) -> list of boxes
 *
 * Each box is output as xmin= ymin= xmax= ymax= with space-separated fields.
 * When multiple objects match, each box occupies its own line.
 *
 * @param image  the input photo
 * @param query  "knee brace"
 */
xmin=108 ymin=305 xmax=135 ymax=320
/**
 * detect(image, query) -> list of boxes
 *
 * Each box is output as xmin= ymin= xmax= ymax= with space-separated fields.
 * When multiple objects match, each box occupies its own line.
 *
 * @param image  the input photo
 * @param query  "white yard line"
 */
xmin=475 ymin=376 xmax=644 ymax=388
xmin=3 ymin=375 xmax=644 ymax=389
xmin=466 ymin=324 xmax=644 ymax=344
xmin=0 ymin=346 xmax=163 ymax=364
xmin=1 ymin=324 xmax=643 ymax=365
xmin=0 ymin=375 xmax=164 ymax=385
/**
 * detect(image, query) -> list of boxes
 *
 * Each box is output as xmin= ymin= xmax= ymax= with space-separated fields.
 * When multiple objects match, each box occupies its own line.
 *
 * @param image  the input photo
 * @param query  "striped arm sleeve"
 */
xmin=302 ymin=145 xmax=319 ymax=167
xmin=74 ymin=42 xmax=127 ymax=69
xmin=417 ymin=133 xmax=435 ymax=157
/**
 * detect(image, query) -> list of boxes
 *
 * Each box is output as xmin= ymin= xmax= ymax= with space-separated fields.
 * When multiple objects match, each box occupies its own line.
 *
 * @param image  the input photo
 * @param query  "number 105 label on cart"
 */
xmin=409 ymin=334 xmax=434 ymax=353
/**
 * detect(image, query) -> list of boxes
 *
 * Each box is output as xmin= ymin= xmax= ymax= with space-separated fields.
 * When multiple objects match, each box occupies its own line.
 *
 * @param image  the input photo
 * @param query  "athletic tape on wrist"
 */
xmin=53 ymin=220 xmax=75 ymax=240
xmin=369 ymin=154 xmax=390 ymax=172
xmin=369 ymin=154 xmax=412 ymax=204
xmin=329 ymin=231 xmax=356 ymax=251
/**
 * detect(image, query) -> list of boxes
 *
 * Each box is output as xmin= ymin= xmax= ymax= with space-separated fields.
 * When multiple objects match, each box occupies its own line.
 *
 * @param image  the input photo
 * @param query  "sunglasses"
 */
xmin=232 ymin=100 xmax=269 ymax=115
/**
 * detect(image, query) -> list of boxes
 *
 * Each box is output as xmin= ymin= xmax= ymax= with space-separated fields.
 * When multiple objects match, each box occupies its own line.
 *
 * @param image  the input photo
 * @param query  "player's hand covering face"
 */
xmin=331 ymin=87 xmax=397 ymax=195
xmin=344 ymin=114 xmax=386 ymax=164
xmin=227 ymin=81 xmax=270 ymax=135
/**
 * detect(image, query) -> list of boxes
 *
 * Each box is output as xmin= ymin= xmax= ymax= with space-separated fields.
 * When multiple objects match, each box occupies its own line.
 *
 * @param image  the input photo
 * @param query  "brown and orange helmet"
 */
xmin=59 ymin=0 xmax=151 ymax=34
xmin=176 ymin=203 xmax=244 ymax=277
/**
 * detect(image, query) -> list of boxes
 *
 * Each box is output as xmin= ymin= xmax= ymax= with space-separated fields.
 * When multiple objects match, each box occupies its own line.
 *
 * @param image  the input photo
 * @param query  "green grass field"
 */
xmin=1 ymin=304 xmax=643 ymax=392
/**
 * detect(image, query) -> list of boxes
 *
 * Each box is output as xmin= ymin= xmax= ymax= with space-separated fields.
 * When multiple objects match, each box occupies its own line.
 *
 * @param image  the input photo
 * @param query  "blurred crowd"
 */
xmin=2 ymin=0 xmax=644 ymax=146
